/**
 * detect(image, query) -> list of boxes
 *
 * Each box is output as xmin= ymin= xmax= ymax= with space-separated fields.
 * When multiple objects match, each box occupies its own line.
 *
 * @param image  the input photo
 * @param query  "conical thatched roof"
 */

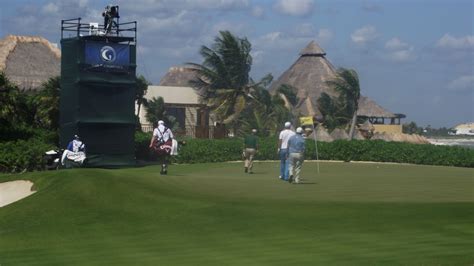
xmin=315 ymin=126 xmax=333 ymax=142
xmin=270 ymin=41 xmax=401 ymax=119
xmin=353 ymin=130 xmax=366 ymax=140
xmin=269 ymin=41 xmax=339 ymax=116
xmin=330 ymin=128 xmax=349 ymax=140
xmin=0 ymin=35 xmax=60 ymax=90
xmin=159 ymin=66 xmax=199 ymax=87
xmin=357 ymin=96 xmax=396 ymax=118
xmin=299 ymin=41 xmax=326 ymax=56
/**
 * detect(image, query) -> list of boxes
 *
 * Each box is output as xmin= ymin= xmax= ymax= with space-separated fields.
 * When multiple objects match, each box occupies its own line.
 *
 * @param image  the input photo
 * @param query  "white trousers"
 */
xmin=244 ymin=148 xmax=256 ymax=171
xmin=289 ymin=152 xmax=304 ymax=183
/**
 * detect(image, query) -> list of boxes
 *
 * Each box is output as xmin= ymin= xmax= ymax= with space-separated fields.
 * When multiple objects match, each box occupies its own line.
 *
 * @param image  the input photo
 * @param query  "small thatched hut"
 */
xmin=330 ymin=128 xmax=350 ymax=140
xmin=0 ymin=35 xmax=60 ymax=90
xmin=159 ymin=66 xmax=198 ymax=87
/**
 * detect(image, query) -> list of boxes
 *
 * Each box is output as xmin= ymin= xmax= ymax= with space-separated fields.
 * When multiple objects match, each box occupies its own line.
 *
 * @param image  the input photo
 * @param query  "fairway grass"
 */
xmin=0 ymin=162 xmax=473 ymax=265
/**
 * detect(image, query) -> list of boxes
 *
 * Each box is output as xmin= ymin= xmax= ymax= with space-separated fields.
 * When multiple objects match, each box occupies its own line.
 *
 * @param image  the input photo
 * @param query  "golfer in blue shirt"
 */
xmin=287 ymin=127 xmax=306 ymax=184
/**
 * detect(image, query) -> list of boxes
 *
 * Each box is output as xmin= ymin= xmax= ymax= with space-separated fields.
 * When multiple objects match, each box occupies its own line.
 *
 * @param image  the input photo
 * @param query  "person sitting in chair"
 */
xmin=61 ymin=135 xmax=87 ymax=167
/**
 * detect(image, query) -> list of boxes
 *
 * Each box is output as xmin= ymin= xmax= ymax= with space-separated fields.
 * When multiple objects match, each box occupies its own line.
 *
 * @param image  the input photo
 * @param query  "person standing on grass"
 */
xmin=243 ymin=129 xmax=259 ymax=174
xmin=278 ymin=121 xmax=295 ymax=180
xmin=287 ymin=127 xmax=306 ymax=184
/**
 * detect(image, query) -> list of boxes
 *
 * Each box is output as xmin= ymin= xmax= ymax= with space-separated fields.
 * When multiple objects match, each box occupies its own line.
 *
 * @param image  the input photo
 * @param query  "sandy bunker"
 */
xmin=0 ymin=180 xmax=36 ymax=207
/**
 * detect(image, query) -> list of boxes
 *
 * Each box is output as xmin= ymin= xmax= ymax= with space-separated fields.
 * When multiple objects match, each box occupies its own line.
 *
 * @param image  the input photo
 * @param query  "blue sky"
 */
xmin=1 ymin=0 xmax=472 ymax=127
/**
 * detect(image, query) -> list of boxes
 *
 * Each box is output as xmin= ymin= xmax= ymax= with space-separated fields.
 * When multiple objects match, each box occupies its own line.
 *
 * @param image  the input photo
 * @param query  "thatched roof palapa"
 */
xmin=159 ymin=66 xmax=199 ymax=87
xmin=269 ymin=40 xmax=402 ymax=120
xmin=269 ymin=41 xmax=339 ymax=116
xmin=0 ymin=35 xmax=60 ymax=90
xmin=357 ymin=96 xmax=396 ymax=118
xmin=330 ymin=128 xmax=350 ymax=140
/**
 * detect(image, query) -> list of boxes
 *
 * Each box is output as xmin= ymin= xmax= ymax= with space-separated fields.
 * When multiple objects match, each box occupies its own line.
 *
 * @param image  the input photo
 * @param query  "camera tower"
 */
xmin=60 ymin=9 xmax=137 ymax=167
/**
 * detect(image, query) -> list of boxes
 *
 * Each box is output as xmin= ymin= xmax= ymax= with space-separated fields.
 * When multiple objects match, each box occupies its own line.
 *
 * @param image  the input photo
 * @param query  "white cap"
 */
xmin=252 ymin=129 xmax=257 ymax=133
xmin=158 ymin=120 xmax=164 ymax=125
xmin=296 ymin=127 xmax=303 ymax=134
xmin=284 ymin=121 xmax=291 ymax=128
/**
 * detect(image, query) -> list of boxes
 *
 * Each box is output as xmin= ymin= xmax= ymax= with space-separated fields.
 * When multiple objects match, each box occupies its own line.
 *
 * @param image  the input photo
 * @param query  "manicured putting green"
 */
xmin=0 ymin=162 xmax=473 ymax=265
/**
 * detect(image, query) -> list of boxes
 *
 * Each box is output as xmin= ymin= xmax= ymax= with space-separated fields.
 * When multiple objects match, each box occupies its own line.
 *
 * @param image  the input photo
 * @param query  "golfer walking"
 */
xmin=243 ymin=129 xmax=258 ymax=174
xmin=278 ymin=121 xmax=295 ymax=180
xmin=287 ymin=127 xmax=306 ymax=184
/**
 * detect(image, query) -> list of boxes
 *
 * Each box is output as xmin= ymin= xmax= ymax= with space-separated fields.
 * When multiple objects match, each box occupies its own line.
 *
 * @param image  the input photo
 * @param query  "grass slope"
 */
xmin=0 ymin=162 xmax=473 ymax=265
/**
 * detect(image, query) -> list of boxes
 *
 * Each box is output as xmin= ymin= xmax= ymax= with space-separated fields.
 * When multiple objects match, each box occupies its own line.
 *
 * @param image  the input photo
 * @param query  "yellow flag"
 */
xmin=299 ymin=116 xmax=314 ymax=126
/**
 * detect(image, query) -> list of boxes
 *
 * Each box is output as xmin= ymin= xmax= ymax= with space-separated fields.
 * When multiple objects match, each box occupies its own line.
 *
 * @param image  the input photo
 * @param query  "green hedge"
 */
xmin=1 ymin=134 xmax=471 ymax=173
xmin=0 ymin=139 xmax=55 ymax=173
xmin=136 ymin=135 xmax=474 ymax=168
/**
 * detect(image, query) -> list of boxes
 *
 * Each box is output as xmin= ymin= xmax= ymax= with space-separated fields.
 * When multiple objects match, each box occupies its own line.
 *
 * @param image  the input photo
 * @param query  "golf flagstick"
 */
xmin=312 ymin=123 xmax=320 ymax=174
xmin=300 ymin=116 xmax=320 ymax=175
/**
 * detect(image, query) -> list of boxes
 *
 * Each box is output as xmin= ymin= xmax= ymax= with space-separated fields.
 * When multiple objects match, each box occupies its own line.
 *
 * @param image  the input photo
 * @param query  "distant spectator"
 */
xmin=243 ymin=129 xmax=259 ymax=174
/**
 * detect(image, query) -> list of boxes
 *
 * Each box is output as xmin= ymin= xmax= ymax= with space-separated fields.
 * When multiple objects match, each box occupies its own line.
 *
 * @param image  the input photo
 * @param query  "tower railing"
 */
xmin=61 ymin=18 xmax=137 ymax=44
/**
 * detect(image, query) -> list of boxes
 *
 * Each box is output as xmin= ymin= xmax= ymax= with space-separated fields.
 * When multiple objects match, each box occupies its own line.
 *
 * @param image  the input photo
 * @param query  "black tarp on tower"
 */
xmin=60 ymin=20 xmax=137 ymax=167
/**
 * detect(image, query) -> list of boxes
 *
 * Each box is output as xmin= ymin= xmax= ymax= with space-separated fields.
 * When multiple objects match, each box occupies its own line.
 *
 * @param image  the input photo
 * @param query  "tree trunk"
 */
xmin=136 ymin=102 xmax=141 ymax=118
xmin=348 ymin=111 xmax=357 ymax=140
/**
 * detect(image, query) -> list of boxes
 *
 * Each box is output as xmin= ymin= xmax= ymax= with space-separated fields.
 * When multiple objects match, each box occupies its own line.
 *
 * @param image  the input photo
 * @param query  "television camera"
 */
xmin=102 ymin=5 xmax=120 ymax=34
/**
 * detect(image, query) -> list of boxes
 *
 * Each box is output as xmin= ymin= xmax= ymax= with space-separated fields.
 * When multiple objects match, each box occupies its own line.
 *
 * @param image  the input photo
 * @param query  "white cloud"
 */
xmin=274 ymin=0 xmax=315 ymax=17
xmin=211 ymin=21 xmax=251 ymax=36
xmin=251 ymin=5 xmax=264 ymax=18
xmin=290 ymin=25 xmax=333 ymax=45
xmin=295 ymin=23 xmax=315 ymax=37
xmin=447 ymin=75 xmax=474 ymax=91
xmin=117 ymin=0 xmax=249 ymax=13
xmin=383 ymin=38 xmax=416 ymax=62
xmin=385 ymin=37 xmax=409 ymax=50
xmin=386 ymin=47 xmax=416 ymax=62
xmin=316 ymin=29 xmax=333 ymax=44
xmin=139 ymin=11 xmax=208 ymax=39
xmin=261 ymin=31 xmax=283 ymax=42
xmin=42 ymin=3 xmax=59 ymax=14
xmin=351 ymin=25 xmax=378 ymax=45
xmin=436 ymin=34 xmax=474 ymax=49
xmin=362 ymin=2 xmax=383 ymax=13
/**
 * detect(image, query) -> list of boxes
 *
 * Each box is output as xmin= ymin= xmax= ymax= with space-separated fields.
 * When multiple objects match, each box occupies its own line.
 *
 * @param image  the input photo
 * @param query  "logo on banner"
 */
xmin=100 ymin=46 xmax=116 ymax=63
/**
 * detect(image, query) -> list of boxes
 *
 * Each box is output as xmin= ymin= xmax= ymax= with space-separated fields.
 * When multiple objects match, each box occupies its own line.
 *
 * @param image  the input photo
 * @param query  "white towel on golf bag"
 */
xmin=61 ymin=150 xmax=87 ymax=165
xmin=170 ymin=139 xmax=179 ymax=156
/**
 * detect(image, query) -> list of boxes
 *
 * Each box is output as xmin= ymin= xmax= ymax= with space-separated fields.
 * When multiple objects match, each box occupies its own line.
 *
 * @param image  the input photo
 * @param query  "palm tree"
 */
xmin=34 ymin=76 xmax=60 ymax=130
xmin=0 ymin=72 xmax=20 ymax=126
xmin=135 ymin=75 xmax=150 ymax=130
xmin=143 ymin=96 xmax=179 ymax=131
xmin=326 ymin=68 xmax=361 ymax=139
xmin=188 ymin=31 xmax=271 ymax=126
xmin=237 ymin=83 xmax=296 ymax=137
xmin=135 ymin=75 xmax=150 ymax=118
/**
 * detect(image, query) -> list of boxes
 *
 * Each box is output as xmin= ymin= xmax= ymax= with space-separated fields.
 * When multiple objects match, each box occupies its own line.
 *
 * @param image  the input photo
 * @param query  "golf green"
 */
xmin=0 ymin=162 xmax=473 ymax=265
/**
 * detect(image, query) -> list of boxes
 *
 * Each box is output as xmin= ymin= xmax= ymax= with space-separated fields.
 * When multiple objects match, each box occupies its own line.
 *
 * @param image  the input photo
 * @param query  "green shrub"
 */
xmin=139 ymin=137 xmax=473 ymax=168
xmin=304 ymin=140 xmax=473 ymax=167
xmin=0 ymin=125 xmax=58 ymax=145
xmin=0 ymin=139 xmax=55 ymax=173
xmin=135 ymin=131 xmax=153 ymax=161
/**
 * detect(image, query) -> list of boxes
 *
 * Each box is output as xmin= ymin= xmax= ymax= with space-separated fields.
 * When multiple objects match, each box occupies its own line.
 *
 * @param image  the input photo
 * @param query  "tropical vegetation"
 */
xmin=318 ymin=68 xmax=361 ymax=137
xmin=143 ymin=96 xmax=179 ymax=131
xmin=188 ymin=31 xmax=292 ymax=136
xmin=135 ymin=132 xmax=474 ymax=167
